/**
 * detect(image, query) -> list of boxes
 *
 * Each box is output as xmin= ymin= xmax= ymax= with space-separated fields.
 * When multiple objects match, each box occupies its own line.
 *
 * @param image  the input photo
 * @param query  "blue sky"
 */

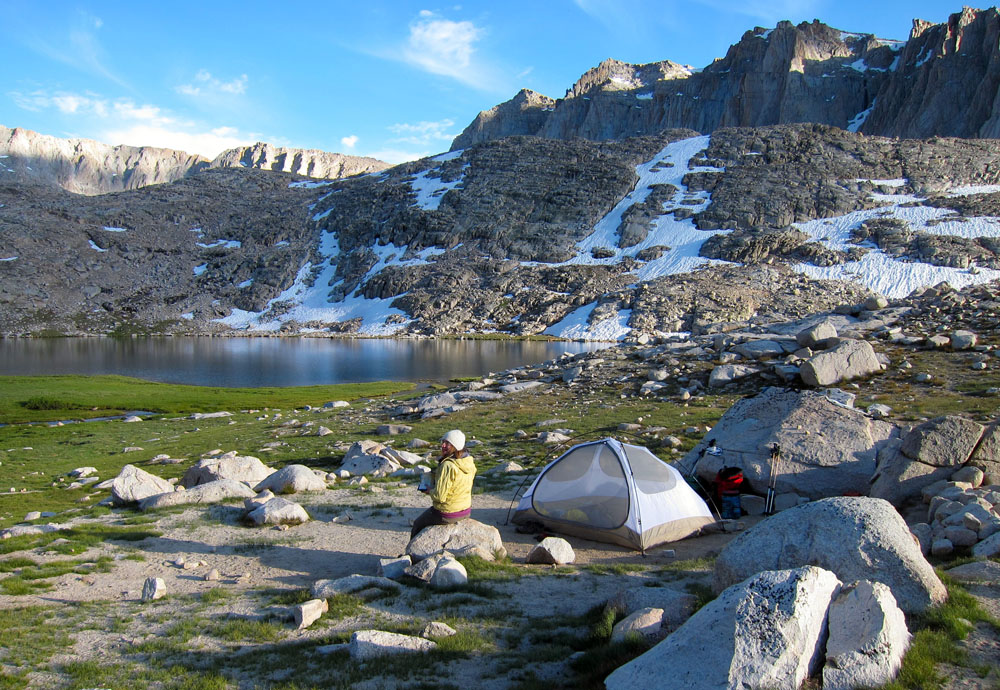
xmin=0 ymin=0 xmax=962 ymax=164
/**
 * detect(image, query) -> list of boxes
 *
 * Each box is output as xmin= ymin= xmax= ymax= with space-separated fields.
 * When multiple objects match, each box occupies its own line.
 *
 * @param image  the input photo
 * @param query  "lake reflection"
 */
xmin=0 ymin=337 xmax=609 ymax=387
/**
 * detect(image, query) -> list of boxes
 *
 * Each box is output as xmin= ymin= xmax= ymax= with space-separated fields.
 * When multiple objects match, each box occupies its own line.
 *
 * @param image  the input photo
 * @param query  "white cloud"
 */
xmin=7 ymin=87 xmax=252 ymax=159
xmin=387 ymin=119 xmax=457 ymax=147
xmin=402 ymin=12 xmax=485 ymax=86
xmin=341 ymin=135 xmax=359 ymax=149
xmin=10 ymin=90 xmax=109 ymax=117
xmin=176 ymin=70 xmax=249 ymax=98
xmin=101 ymin=123 xmax=251 ymax=159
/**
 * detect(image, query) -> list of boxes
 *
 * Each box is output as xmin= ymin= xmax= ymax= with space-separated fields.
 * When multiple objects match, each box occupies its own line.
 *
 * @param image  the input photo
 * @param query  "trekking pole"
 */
xmin=763 ymin=443 xmax=781 ymax=516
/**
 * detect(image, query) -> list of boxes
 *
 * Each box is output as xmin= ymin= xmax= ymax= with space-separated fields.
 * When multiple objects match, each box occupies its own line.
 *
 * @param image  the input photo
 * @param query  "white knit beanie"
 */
xmin=441 ymin=429 xmax=466 ymax=451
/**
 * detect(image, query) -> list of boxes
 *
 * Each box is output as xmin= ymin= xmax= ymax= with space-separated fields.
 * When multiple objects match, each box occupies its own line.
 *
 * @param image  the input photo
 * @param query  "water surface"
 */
xmin=0 ymin=337 xmax=608 ymax=387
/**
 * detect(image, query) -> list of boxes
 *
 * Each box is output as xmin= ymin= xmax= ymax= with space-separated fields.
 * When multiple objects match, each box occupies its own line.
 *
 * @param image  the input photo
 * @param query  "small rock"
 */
xmin=141 ymin=577 xmax=166 ymax=601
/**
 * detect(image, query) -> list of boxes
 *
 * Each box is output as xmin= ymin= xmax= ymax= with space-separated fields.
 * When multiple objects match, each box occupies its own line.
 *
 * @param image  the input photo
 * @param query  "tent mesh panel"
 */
xmin=532 ymin=443 xmax=628 ymax=529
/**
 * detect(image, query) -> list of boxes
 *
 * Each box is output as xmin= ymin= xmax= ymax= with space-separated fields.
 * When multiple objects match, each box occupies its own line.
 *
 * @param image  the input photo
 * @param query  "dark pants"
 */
xmin=410 ymin=507 xmax=467 ymax=539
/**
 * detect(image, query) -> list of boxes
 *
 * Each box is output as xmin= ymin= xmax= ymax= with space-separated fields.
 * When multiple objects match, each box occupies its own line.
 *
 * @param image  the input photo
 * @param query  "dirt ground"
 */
xmin=3 ymin=483 xmax=998 ymax=689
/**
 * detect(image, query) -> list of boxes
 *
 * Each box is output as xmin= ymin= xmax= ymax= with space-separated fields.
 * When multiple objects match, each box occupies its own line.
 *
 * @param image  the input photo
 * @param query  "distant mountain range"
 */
xmin=2 ymin=6 xmax=1000 ymax=339
xmin=0 ymin=125 xmax=389 ymax=195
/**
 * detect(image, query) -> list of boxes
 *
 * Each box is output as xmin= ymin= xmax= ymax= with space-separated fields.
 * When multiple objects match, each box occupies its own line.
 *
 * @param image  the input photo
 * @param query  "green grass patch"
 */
xmin=200 ymin=588 xmax=234 ymax=605
xmin=457 ymin=554 xmax=524 ymax=581
xmin=0 ymin=606 xmax=75 ymax=674
xmin=325 ymin=593 xmax=365 ymax=621
xmin=0 ymin=374 xmax=414 ymax=424
xmin=0 ymin=524 xmax=161 ymax=556
xmin=207 ymin=616 xmax=284 ymax=643
xmin=0 ymin=556 xmax=37 ymax=572
xmin=582 ymin=562 xmax=648 ymax=576
xmin=0 ymin=555 xmax=114 ymax=595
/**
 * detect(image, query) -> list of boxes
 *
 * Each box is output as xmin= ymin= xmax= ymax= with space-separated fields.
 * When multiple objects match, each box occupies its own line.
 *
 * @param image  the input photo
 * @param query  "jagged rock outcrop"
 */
xmin=452 ymin=8 xmax=1000 ymax=148
xmin=450 ymin=89 xmax=556 ymax=150
xmin=210 ymin=143 xmax=388 ymax=178
xmin=864 ymin=7 xmax=1000 ymax=138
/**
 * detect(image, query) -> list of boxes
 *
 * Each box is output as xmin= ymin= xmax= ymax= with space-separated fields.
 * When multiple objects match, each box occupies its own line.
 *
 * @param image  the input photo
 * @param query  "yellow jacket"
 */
xmin=429 ymin=454 xmax=476 ymax=514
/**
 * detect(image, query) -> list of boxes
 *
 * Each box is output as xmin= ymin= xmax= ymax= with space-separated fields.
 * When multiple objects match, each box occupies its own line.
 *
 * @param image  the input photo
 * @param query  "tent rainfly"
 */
xmin=512 ymin=438 xmax=714 ymax=551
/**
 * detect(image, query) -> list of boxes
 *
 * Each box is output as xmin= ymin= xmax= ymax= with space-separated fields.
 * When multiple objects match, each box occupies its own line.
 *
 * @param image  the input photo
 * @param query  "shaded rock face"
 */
xmin=452 ymin=8 xmax=1000 ymax=148
xmin=713 ymin=497 xmax=947 ymax=614
xmin=0 ymin=167 xmax=318 ymax=334
xmin=606 ymin=566 xmax=841 ymax=690
xmin=450 ymin=89 xmax=557 ymax=151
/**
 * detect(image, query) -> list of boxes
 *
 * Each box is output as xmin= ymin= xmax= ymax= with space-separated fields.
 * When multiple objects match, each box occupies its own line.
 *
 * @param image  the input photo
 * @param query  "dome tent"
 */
xmin=512 ymin=438 xmax=714 ymax=551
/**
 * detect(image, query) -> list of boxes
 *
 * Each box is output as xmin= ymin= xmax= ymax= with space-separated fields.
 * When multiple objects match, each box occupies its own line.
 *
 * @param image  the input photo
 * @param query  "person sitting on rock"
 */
xmin=410 ymin=429 xmax=477 ymax=538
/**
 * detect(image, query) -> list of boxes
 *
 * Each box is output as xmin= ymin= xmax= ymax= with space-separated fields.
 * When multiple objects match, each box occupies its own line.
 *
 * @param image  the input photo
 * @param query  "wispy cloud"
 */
xmin=340 ymin=135 xmax=359 ymax=149
xmin=10 ymin=90 xmax=108 ymax=117
xmin=176 ymin=70 xmax=249 ymax=98
xmin=387 ymin=119 xmax=457 ymax=147
xmin=403 ymin=11 xmax=482 ymax=77
xmin=572 ymin=0 xmax=673 ymax=41
xmin=25 ymin=10 xmax=128 ymax=88
xmin=363 ymin=118 xmax=459 ymax=163
xmin=392 ymin=11 xmax=510 ymax=92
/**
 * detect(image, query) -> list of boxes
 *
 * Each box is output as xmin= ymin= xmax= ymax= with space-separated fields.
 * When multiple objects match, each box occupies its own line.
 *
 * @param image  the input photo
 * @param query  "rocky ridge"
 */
xmin=0 ymin=125 xmax=388 ymax=196
xmin=451 ymin=7 xmax=1000 ymax=148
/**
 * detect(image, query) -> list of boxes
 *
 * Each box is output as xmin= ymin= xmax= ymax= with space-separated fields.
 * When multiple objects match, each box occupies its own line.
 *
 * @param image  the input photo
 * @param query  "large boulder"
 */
xmin=139 ymin=479 xmax=256 ymax=510
xmin=606 ymin=566 xmax=841 ymax=690
xmin=970 ymin=421 xmax=1000 ymax=484
xmin=406 ymin=519 xmax=505 ymax=562
xmin=680 ymin=388 xmax=896 ymax=499
xmin=340 ymin=453 xmax=400 ymax=477
xmin=713 ymin=497 xmax=946 ymax=613
xmin=871 ymin=416 xmax=987 ymax=505
xmin=179 ymin=453 xmax=274 ymax=488
xmin=869 ymin=438 xmax=957 ymax=506
xmin=800 ymin=338 xmax=882 ymax=387
xmin=254 ymin=464 xmax=327 ymax=493
xmin=246 ymin=497 xmax=310 ymax=526
xmin=823 ymin=580 xmax=910 ymax=690
xmin=111 ymin=465 xmax=174 ymax=506
xmin=349 ymin=630 xmax=436 ymax=660
xmin=901 ymin=416 xmax=985 ymax=467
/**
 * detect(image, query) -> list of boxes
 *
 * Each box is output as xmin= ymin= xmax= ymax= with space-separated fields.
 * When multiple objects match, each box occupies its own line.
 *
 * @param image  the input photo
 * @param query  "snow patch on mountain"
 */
xmin=544 ymin=303 xmax=632 ymax=341
xmin=557 ymin=135 xmax=733 ymax=283
xmin=793 ymin=187 xmax=1000 ymax=297
xmin=215 ymin=228 xmax=445 ymax=335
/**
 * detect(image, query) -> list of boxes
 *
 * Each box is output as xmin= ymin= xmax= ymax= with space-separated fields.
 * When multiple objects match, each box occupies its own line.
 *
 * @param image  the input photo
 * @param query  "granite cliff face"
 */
xmin=451 ymin=7 xmax=1000 ymax=148
xmin=0 ymin=125 xmax=209 ymax=195
xmin=0 ymin=126 xmax=389 ymax=195
xmin=210 ymin=143 xmax=389 ymax=179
